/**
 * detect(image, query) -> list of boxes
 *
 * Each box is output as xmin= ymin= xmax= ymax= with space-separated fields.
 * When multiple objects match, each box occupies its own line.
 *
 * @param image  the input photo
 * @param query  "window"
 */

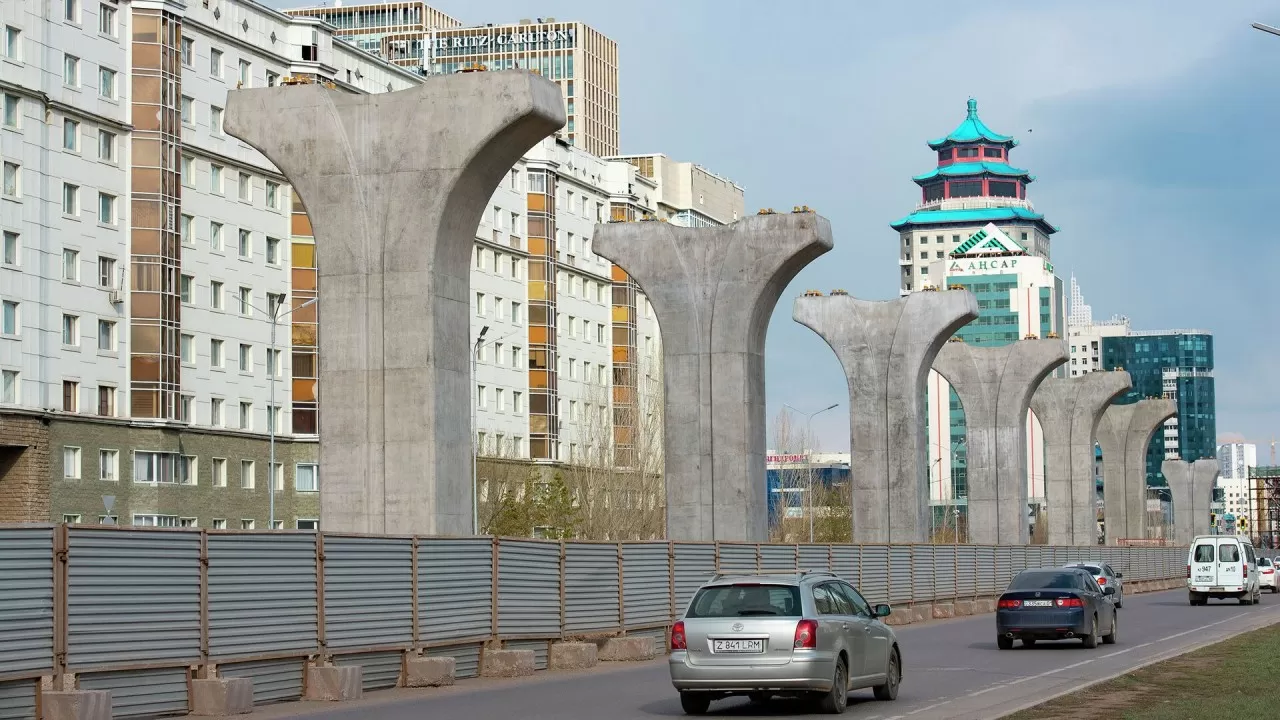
xmin=181 ymin=155 xmax=193 ymax=186
xmin=266 ymin=348 xmax=281 ymax=377
xmin=178 ymin=455 xmax=196 ymax=485
xmin=476 ymin=292 xmax=485 ymax=316
xmin=179 ymin=333 xmax=193 ymax=363
xmin=210 ymin=280 xmax=223 ymax=308
xmin=98 ymin=67 xmax=116 ymax=99
xmin=179 ymin=275 xmax=193 ymax=303
xmin=63 ymin=446 xmax=81 ymax=479
xmin=97 ymin=320 xmax=114 ymax=351
xmin=266 ymin=293 xmax=284 ymax=317
xmin=238 ymin=229 xmax=250 ymax=258
xmin=512 ymin=301 xmax=522 ymax=324
xmin=496 ymin=388 xmax=505 ymax=411
xmin=62 ymin=314 xmax=78 ymax=346
xmin=238 ymin=172 xmax=250 ymax=201
xmin=267 ymin=71 xmax=279 ymax=87
xmin=62 ymin=183 xmax=79 ymax=216
xmin=210 ymin=338 xmax=224 ymax=367
xmin=239 ymin=401 xmax=252 ymax=429
xmin=297 ymin=519 xmax=318 ymax=531
xmin=295 ymin=463 xmax=318 ymax=492
xmin=62 ymin=513 xmax=82 ymax=524
xmin=212 ymin=518 xmax=227 ymax=529
xmin=241 ymin=460 xmax=255 ymax=489
xmin=98 ymin=130 xmax=116 ymax=162
xmin=210 ymin=398 xmax=224 ymax=426
xmin=267 ymin=405 xmax=281 ymax=434
xmin=2 ymin=94 xmax=19 ymax=127
xmin=239 ymin=59 xmax=251 ymax=86
xmin=266 ymin=181 xmax=279 ymax=209
xmin=210 ymin=164 xmax=223 ymax=193
xmin=97 ymin=385 xmax=114 ymax=415
xmin=63 ymin=55 xmax=79 ymax=86
xmin=239 ymin=343 xmax=251 ymax=372
xmin=266 ymin=237 xmax=280 ymax=264
xmin=210 ymin=106 xmax=223 ymax=134
xmin=3 ymin=231 xmax=17 ymax=265
xmin=180 ymin=214 xmax=193 ymax=245
xmin=3 ymin=161 xmax=18 ymax=197
xmin=1 ymin=370 xmax=16 ymax=403
xmin=1 ymin=300 xmax=17 ymax=334
xmin=511 ymin=346 xmax=521 ymax=367
xmin=99 ymin=450 xmax=118 ymax=480
xmin=241 ymin=519 xmax=255 ymax=530
xmin=212 ymin=458 xmax=227 ymax=487
xmin=180 ymin=36 xmax=193 ymax=66
xmin=97 ymin=192 xmax=115 ymax=224
xmin=62 ymin=380 xmax=78 ymax=411
xmin=180 ymin=95 xmax=193 ymax=123
xmin=238 ymin=286 xmax=251 ymax=315
xmin=477 ymin=385 xmax=487 ymax=409
xmin=3 ymin=26 xmax=19 ymax=60
xmin=63 ymin=0 xmax=78 ymax=22
xmin=513 ymin=391 xmax=523 ymax=413
xmin=686 ymin=584 xmax=803 ymax=619
xmin=210 ymin=48 xmax=222 ymax=77
xmin=133 ymin=515 xmax=179 ymax=528
xmin=61 ymin=248 xmax=79 ymax=281
xmin=133 ymin=451 xmax=183 ymax=484
xmin=210 ymin=221 xmax=224 ymax=251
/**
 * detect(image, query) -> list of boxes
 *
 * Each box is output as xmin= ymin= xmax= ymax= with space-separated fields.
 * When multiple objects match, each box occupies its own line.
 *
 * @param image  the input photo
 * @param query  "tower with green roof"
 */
xmin=892 ymin=99 xmax=1067 ymax=537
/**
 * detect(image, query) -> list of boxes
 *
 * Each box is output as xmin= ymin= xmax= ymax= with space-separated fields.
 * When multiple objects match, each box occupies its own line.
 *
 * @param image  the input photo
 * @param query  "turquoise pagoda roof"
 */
xmin=927 ymin=98 xmax=1017 ymax=150
xmin=889 ymin=207 xmax=1059 ymax=234
xmin=912 ymin=161 xmax=1034 ymax=184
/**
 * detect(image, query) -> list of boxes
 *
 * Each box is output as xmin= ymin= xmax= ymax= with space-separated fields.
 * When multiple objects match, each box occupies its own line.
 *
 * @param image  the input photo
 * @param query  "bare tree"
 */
xmin=769 ymin=408 xmax=815 ymax=543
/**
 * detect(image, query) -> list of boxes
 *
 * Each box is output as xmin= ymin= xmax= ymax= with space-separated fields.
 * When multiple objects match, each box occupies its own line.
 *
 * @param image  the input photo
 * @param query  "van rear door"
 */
xmin=1191 ymin=542 xmax=1216 ymax=586
xmin=1216 ymin=540 xmax=1244 ymax=589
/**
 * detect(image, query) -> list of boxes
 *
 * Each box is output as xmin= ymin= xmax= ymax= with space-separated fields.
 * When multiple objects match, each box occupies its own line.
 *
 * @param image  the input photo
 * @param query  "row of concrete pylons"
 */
xmin=219 ymin=71 xmax=1216 ymax=546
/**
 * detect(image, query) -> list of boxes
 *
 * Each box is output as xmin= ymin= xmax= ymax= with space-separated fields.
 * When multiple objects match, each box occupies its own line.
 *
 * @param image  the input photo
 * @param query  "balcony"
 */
xmin=915 ymin=197 xmax=1036 ymax=212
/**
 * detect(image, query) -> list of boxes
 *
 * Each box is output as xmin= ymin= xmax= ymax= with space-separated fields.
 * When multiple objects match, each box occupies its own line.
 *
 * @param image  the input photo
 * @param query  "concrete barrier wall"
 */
xmin=0 ymin=525 xmax=1189 ymax=716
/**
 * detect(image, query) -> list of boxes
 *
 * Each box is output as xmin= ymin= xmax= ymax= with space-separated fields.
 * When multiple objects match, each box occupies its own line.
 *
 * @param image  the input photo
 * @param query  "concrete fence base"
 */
xmin=599 ymin=637 xmax=656 ymax=662
xmin=44 ymin=690 xmax=111 ymax=720
xmin=304 ymin=664 xmax=362 ymax=702
xmin=403 ymin=655 xmax=456 ymax=688
xmin=481 ymin=649 xmax=536 ymax=678
xmin=190 ymin=677 xmax=254 ymax=716
xmin=550 ymin=642 xmax=598 ymax=670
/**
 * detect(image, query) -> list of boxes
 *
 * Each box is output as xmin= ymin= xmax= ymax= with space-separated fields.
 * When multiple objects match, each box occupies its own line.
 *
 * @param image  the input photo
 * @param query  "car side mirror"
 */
xmin=873 ymin=604 xmax=892 ymax=618
xmin=1115 ymin=573 xmax=1123 ymax=579
xmin=1104 ymin=586 xmax=1116 ymax=596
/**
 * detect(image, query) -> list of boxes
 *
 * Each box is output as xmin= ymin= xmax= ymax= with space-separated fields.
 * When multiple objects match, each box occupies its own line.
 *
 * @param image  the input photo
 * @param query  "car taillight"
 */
xmin=1055 ymin=597 xmax=1084 ymax=608
xmin=793 ymin=619 xmax=818 ymax=649
xmin=1096 ymin=577 xmax=1106 ymax=585
xmin=997 ymin=598 xmax=1021 ymax=609
xmin=670 ymin=621 xmax=687 ymax=650
xmin=1243 ymin=564 xmax=1248 ymax=575
xmin=1187 ymin=565 xmax=1191 ymax=578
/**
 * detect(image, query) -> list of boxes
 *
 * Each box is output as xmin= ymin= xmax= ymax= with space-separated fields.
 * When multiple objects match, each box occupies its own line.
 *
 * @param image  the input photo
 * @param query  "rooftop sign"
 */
xmin=433 ymin=28 xmax=576 ymax=51
xmin=951 ymin=222 xmax=1025 ymax=257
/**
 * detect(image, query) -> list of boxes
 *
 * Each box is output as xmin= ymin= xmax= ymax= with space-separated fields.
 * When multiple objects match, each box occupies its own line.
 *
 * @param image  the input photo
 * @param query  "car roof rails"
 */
xmin=708 ymin=568 xmax=837 ymax=583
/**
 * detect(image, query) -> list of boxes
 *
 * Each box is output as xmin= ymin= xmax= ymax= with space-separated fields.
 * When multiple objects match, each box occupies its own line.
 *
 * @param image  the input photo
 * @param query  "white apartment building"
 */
xmin=1217 ymin=442 xmax=1257 ymax=520
xmin=1066 ymin=274 xmax=1131 ymax=377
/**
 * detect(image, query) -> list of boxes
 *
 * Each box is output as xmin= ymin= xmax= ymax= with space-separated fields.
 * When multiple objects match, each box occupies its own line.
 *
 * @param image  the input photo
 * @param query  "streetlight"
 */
xmin=470 ymin=325 xmax=523 ymax=535
xmin=239 ymin=292 xmax=317 ymax=530
xmin=783 ymin=402 xmax=839 ymax=543
xmin=1253 ymin=22 xmax=1280 ymax=37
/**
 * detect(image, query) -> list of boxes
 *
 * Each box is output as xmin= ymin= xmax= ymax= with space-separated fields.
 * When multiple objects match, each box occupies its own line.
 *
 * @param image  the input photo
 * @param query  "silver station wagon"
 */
xmin=668 ymin=570 xmax=902 ymax=715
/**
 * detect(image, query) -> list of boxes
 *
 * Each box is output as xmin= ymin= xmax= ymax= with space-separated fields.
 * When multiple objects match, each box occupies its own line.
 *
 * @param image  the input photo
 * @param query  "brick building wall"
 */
xmin=0 ymin=411 xmax=52 ymax=523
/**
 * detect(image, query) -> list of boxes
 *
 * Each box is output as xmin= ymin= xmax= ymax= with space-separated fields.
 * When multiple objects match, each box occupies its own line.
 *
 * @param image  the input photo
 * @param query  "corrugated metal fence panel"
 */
xmin=219 ymin=658 xmax=305 ymax=705
xmin=889 ymin=546 xmax=913 ymax=605
xmin=992 ymin=546 xmax=1013 ymax=591
xmin=716 ymin=544 xmax=757 ymax=572
xmin=323 ymin=536 xmax=414 ymax=651
xmin=976 ymin=547 xmax=998 ymax=595
xmin=622 ymin=543 xmax=670 ymax=628
xmin=208 ymin=533 xmax=317 ymax=659
xmin=0 ymin=679 xmax=36 ymax=720
xmin=1009 ymin=546 xmax=1028 ymax=577
xmin=672 ymin=544 xmax=715 ymax=614
xmin=859 ymin=546 xmax=889 ymax=604
xmin=563 ymin=543 xmax=620 ymax=634
xmin=0 ymin=527 xmax=54 ymax=679
xmin=955 ymin=546 xmax=977 ymax=597
xmin=505 ymin=640 xmax=549 ymax=671
xmin=933 ymin=545 xmax=957 ymax=600
xmin=426 ymin=643 xmax=481 ymax=679
xmin=830 ymin=546 xmax=858 ymax=585
xmin=335 ymin=651 xmax=402 ymax=692
xmin=66 ymin=528 xmax=201 ymax=669
xmin=760 ymin=545 xmax=797 ymax=572
xmin=78 ymin=667 xmax=189 ymax=719
xmin=798 ymin=546 xmax=831 ymax=575
xmin=912 ymin=546 xmax=935 ymax=603
xmin=419 ymin=538 xmax=493 ymax=643
xmin=497 ymin=540 xmax=561 ymax=637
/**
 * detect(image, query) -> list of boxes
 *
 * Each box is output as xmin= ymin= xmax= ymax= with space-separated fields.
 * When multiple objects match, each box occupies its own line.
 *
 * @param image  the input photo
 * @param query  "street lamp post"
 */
xmin=472 ymin=325 xmax=489 ymax=535
xmin=783 ymin=402 xmax=839 ymax=543
xmin=1253 ymin=22 xmax=1280 ymax=37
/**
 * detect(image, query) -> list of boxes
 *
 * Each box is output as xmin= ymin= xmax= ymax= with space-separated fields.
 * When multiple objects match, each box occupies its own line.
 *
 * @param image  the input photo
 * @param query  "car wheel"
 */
xmin=1102 ymin=611 xmax=1118 ymax=645
xmin=1081 ymin=616 xmax=1099 ymax=648
xmin=1115 ymin=594 xmax=1123 ymax=609
xmin=816 ymin=656 xmax=849 ymax=714
xmin=997 ymin=635 xmax=1014 ymax=650
xmin=1241 ymin=593 xmax=1252 ymax=606
xmin=679 ymin=692 xmax=712 ymax=715
xmin=873 ymin=647 xmax=901 ymax=701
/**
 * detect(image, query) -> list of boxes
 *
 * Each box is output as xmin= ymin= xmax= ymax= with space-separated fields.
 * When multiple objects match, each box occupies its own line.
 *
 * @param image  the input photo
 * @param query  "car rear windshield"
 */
xmin=686 ymin=584 xmax=802 ymax=618
xmin=1071 ymin=565 xmax=1102 ymax=575
xmin=1194 ymin=544 xmax=1214 ymax=562
xmin=1259 ymin=558 xmax=1273 ymax=567
xmin=1220 ymin=543 xmax=1240 ymax=563
xmin=1008 ymin=571 xmax=1080 ymax=590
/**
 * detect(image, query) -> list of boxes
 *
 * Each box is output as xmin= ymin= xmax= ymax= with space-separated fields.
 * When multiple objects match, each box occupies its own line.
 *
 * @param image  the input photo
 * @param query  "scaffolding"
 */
xmin=1250 ymin=466 xmax=1280 ymax=549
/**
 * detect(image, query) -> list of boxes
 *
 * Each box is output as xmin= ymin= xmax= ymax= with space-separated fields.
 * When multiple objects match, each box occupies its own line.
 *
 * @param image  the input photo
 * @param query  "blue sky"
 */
xmin=269 ymin=0 xmax=1280 ymax=454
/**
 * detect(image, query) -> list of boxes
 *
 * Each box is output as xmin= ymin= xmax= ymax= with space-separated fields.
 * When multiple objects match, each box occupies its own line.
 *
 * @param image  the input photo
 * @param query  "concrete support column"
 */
xmin=793 ymin=291 xmax=978 ymax=543
xmin=1097 ymin=399 xmax=1177 ymax=544
xmin=593 ymin=212 xmax=833 ymax=541
xmin=1030 ymin=371 xmax=1132 ymax=545
xmin=1163 ymin=458 xmax=1219 ymax=545
xmin=225 ymin=73 xmax=564 ymax=535
xmin=933 ymin=339 xmax=1067 ymax=545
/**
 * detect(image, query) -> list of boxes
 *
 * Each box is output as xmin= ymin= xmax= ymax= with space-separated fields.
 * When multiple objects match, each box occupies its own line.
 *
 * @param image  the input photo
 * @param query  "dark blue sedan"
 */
xmin=995 ymin=567 xmax=1118 ymax=649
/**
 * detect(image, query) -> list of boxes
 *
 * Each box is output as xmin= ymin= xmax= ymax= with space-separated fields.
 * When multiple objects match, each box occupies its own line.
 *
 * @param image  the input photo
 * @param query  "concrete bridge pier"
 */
xmin=1163 ymin=458 xmax=1220 ymax=546
xmin=1097 ymin=399 xmax=1178 ymax=544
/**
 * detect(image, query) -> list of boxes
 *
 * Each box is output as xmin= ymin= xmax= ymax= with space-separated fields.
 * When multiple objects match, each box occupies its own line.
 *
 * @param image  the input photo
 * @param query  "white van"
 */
xmin=1187 ymin=535 xmax=1261 ymax=605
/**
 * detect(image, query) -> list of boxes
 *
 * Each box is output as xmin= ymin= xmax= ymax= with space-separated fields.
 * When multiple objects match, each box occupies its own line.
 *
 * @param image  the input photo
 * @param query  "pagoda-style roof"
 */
xmin=928 ymin=98 xmax=1017 ymax=150
xmin=889 ymin=207 xmax=1059 ymax=235
xmin=912 ymin=162 xmax=1033 ymax=184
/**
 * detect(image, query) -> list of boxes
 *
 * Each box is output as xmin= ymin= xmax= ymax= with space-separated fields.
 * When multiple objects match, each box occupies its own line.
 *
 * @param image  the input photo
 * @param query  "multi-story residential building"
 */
xmin=284 ymin=2 xmax=619 ymax=157
xmin=891 ymin=99 xmax=1066 ymax=529
xmin=1066 ymin=275 xmax=1131 ymax=377
xmin=1218 ymin=442 xmax=1257 ymax=521
xmin=611 ymin=154 xmax=745 ymax=227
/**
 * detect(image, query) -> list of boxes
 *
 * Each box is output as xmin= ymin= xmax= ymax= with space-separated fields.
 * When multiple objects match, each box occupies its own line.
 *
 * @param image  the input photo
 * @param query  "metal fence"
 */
xmin=0 ymin=525 xmax=1188 ymax=719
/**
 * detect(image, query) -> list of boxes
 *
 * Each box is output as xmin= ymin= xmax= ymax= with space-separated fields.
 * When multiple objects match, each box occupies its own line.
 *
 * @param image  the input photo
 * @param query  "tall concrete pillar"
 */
xmin=225 ymin=72 xmax=565 ymax=535
xmin=1096 ymin=399 xmax=1177 ymax=544
xmin=793 ymin=291 xmax=978 ymax=543
xmin=1030 ymin=371 xmax=1132 ymax=546
xmin=593 ymin=212 xmax=833 ymax=541
xmin=1163 ymin=458 xmax=1219 ymax=546
xmin=933 ymin=340 xmax=1067 ymax=545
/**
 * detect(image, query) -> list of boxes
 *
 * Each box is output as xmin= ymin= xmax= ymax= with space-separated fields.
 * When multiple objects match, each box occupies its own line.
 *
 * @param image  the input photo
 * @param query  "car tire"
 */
xmin=1102 ymin=611 xmax=1118 ymax=645
xmin=873 ymin=647 xmax=901 ymax=701
xmin=1115 ymin=594 xmax=1123 ymax=609
xmin=815 ymin=656 xmax=849 ymax=714
xmin=997 ymin=635 xmax=1014 ymax=650
xmin=679 ymin=692 xmax=712 ymax=715
xmin=1241 ymin=593 xmax=1252 ymax=606
xmin=1081 ymin=616 xmax=1099 ymax=648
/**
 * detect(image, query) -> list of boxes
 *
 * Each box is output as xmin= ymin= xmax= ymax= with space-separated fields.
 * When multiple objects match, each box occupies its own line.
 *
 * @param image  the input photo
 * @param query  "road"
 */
xmin=255 ymin=588 xmax=1280 ymax=720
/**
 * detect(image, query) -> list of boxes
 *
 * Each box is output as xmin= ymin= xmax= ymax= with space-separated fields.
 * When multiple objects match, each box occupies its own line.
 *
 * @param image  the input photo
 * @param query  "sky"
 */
xmin=267 ymin=0 xmax=1280 ymax=456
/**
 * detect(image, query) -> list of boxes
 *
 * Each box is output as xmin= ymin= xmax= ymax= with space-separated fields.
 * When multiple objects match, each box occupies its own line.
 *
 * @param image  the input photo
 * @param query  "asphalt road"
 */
xmin=255 ymin=588 xmax=1280 ymax=720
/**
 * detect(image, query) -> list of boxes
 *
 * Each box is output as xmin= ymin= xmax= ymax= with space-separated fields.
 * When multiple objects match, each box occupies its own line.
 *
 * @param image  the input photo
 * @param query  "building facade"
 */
xmin=891 ymin=100 xmax=1065 ymax=526
xmin=1218 ymin=442 xmax=1257 ymax=522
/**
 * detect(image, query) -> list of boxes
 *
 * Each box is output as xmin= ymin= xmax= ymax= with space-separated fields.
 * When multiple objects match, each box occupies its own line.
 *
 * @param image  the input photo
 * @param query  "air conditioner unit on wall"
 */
xmin=108 ymin=289 xmax=123 ymax=305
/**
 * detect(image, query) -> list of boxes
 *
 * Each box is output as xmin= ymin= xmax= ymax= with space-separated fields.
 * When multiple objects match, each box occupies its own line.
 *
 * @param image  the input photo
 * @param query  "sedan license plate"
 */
xmin=1022 ymin=600 xmax=1054 ymax=607
xmin=712 ymin=639 xmax=764 ymax=653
